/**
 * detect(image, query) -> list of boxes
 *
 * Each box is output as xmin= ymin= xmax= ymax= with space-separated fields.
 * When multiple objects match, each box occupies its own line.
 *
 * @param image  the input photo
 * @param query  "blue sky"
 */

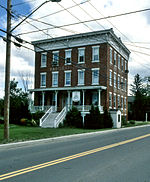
xmin=0 ymin=0 xmax=31 ymax=36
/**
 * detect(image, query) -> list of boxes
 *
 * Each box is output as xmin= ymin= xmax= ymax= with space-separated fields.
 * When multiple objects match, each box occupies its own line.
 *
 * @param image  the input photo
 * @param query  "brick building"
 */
xmin=29 ymin=29 xmax=130 ymax=127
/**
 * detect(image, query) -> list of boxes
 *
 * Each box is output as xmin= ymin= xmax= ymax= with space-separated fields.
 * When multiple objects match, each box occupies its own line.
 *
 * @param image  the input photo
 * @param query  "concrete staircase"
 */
xmin=41 ymin=112 xmax=59 ymax=128
xmin=40 ymin=106 xmax=67 ymax=128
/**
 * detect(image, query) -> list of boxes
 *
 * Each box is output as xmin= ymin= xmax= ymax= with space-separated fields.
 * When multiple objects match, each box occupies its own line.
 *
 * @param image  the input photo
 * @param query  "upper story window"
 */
xmin=65 ymin=49 xmax=71 ymax=64
xmin=65 ymin=71 xmax=71 ymax=86
xmin=92 ymin=68 xmax=99 ymax=85
xmin=41 ymin=53 xmax=47 ymax=67
xmin=118 ymin=55 xmax=120 ymax=69
xmin=125 ymin=60 xmax=127 ymax=71
xmin=121 ymin=96 xmax=124 ymax=110
xmin=109 ymin=70 xmax=112 ymax=86
xmin=114 ymin=51 xmax=117 ymax=66
xmin=53 ymin=51 xmax=59 ymax=65
xmin=125 ymin=79 xmax=127 ymax=92
xmin=40 ymin=72 xmax=46 ymax=87
xmin=110 ymin=47 xmax=113 ymax=64
xmin=121 ymin=77 xmax=124 ymax=90
xmin=121 ymin=57 xmax=124 ymax=71
xmin=78 ymin=69 xmax=85 ymax=85
xmin=52 ymin=71 xmax=58 ymax=87
xmin=118 ymin=75 xmax=120 ymax=89
xmin=92 ymin=46 xmax=99 ymax=62
xmin=114 ymin=72 xmax=117 ymax=88
xmin=124 ymin=97 xmax=127 ymax=109
xmin=78 ymin=48 xmax=85 ymax=63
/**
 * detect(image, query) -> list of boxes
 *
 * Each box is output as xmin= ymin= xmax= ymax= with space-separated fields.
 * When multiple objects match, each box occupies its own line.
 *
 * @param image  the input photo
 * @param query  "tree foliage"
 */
xmin=9 ymin=79 xmax=31 ymax=124
xmin=63 ymin=107 xmax=83 ymax=128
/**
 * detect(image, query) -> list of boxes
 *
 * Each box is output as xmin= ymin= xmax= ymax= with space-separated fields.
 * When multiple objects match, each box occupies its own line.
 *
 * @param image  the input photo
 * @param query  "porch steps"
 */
xmin=41 ymin=112 xmax=60 ymax=128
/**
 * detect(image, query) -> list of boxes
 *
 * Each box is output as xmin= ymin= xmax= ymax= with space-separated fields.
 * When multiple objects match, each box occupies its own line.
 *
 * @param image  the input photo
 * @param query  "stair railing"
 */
xmin=54 ymin=106 xmax=67 ymax=128
xmin=40 ymin=107 xmax=53 ymax=127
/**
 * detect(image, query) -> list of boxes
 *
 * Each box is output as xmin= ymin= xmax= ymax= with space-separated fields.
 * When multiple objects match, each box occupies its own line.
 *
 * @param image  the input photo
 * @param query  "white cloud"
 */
xmin=1 ymin=0 xmax=150 ymax=98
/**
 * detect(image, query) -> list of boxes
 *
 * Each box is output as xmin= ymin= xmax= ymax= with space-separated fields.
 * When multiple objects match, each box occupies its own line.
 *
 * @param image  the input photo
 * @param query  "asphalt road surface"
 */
xmin=0 ymin=125 xmax=150 ymax=182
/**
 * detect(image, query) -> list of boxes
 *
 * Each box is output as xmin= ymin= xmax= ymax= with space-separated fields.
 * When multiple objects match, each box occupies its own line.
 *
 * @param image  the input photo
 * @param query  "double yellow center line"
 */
xmin=0 ymin=133 xmax=150 ymax=181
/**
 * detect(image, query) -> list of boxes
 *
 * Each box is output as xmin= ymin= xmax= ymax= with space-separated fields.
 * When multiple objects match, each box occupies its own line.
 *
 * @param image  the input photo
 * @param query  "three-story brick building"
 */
xmin=30 ymin=28 xmax=130 ymax=127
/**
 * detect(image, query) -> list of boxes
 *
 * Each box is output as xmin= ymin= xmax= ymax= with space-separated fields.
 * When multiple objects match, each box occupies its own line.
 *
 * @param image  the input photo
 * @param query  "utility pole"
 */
xmin=4 ymin=0 xmax=11 ymax=141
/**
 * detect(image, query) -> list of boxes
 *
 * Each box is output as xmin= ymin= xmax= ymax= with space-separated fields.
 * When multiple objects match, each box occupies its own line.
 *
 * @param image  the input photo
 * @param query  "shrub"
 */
xmin=84 ymin=105 xmax=104 ymax=129
xmin=129 ymin=120 xmax=135 ymax=125
xmin=121 ymin=116 xmax=128 ymax=126
xmin=31 ymin=111 xmax=45 ymax=126
xmin=63 ymin=107 xmax=83 ymax=128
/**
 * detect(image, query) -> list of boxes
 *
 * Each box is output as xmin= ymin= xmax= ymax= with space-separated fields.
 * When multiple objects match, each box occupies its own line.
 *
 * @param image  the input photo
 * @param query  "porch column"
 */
xmin=67 ymin=91 xmax=71 ymax=111
xmin=98 ymin=89 xmax=101 ymax=111
xmin=55 ymin=91 xmax=58 ymax=112
xmin=82 ymin=90 xmax=85 ymax=112
xmin=42 ymin=91 xmax=45 ymax=111
xmin=28 ymin=91 xmax=33 ymax=111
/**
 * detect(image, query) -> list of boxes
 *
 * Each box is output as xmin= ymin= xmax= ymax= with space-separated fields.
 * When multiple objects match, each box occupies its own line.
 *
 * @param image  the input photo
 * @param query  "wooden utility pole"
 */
xmin=4 ymin=0 xmax=11 ymax=141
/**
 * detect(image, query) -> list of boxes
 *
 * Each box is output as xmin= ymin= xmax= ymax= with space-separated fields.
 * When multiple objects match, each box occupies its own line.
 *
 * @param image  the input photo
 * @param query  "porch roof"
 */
xmin=29 ymin=85 xmax=107 ymax=93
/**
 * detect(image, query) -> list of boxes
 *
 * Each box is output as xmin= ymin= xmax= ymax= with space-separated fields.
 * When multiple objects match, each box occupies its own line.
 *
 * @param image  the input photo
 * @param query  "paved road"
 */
xmin=0 ymin=126 xmax=150 ymax=182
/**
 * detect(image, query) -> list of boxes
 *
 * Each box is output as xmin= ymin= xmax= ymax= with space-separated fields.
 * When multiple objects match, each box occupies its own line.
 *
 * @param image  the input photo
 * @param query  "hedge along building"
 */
xmin=29 ymin=29 xmax=130 ymax=128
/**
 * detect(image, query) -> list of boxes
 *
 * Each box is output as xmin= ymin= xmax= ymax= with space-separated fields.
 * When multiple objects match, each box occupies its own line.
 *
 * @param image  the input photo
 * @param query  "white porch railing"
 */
xmin=74 ymin=105 xmax=104 ymax=113
xmin=54 ymin=106 xmax=67 ymax=128
xmin=40 ymin=107 xmax=53 ymax=127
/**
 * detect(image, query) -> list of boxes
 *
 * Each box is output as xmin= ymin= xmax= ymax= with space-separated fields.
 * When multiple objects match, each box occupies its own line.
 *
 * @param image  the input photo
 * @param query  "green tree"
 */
xmin=84 ymin=105 xmax=104 ymax=129
xmin=103 ymin=109 xmax=113 ymax=128
xmin=63 ymin=107 xmax=83 ymax=128
xmin=9 ymin=79 xmax=31 ymax=124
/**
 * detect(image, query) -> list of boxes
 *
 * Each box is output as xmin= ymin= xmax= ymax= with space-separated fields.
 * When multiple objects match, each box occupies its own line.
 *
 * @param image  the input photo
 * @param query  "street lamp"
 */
xmin=4 ymin=0 xmax=62 ymax=141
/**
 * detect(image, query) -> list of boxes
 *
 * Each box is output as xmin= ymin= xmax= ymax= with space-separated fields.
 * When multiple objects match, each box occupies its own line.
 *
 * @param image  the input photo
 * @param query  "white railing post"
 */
xmin=54 ymin=106 xmax=67 ymax=128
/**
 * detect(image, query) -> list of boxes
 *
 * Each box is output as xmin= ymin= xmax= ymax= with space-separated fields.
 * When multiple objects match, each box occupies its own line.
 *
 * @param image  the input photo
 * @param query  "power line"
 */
xmin=16 ymin=7 xmax=150 ymax=36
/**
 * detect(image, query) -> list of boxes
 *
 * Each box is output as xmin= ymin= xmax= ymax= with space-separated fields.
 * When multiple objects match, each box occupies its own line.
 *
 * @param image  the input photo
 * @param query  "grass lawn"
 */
xmin=0 ymin=121 xmax=150 ymax=144
xmin=0 ymin=124 xmax=106 ymax=144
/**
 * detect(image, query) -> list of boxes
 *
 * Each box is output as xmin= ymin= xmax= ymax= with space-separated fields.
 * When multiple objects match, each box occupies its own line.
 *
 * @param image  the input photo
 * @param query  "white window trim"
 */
xmin=41 ymin=53 xmax=47 ymax=68
xmin=65 ymin=49 xmax=72 ymax=65
xmin=109 ymin=70 xmax=112 ymax=86
xmin=52 ymin=71 xmax=58 ymax=87
xmin=92 ymin=46 xmax=100 ymax=63
xmin=78 ymin=69 xmax=85 ymax=86
xmin=40 ymin=72 xmax=46 ymax=88
xmin=64 ymin=70 xmax=72 ymax=86
xmin=92 ymin=68 xmax=100 ymax=85
xmin=114 ymin=72 xmax=117 ymax=88
xmin=78 ymin=47 xmax=85 ymax=64
xmin=110 ymin=47 xmax=113 ymax=64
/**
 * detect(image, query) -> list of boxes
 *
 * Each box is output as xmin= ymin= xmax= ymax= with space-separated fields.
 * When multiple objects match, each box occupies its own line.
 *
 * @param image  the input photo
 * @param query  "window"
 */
xmin=114 ymin=94 xmax=116 ymax=108
xmin=53 ymin=51 xmax=59 ymax=65
xmin=78 ymin=70 xmax=85 ymax=85
xmin=121 ymin=57 xmax=124 ymax=71
xmin=125 ymin=79 xmax=127 ymax=92
xmin=40 ymin=73 xmax=46 ymax=87
xmin=114 ymin=51 xmax=117 ymax=66
xmin=118 ymin=95 xmax=120 ymax=108
xmin=118 ymin=75 xmax=120 ymax=89
xmin=78 ymin=48 xmax=85 ymax=63
xmin=92 ymin=46 xmax=99 ymax=62
xmin=124 ymin=97 xmax=127 ymax=109
xmin=92 ymin=68 xmax=99 ymax=85
xmin=109 ymin=92 xmax=112 ymax=108
xmin=110 ymin=47 xmax=113 ymax=64
xmin=118 ymin=55 xmax=120 ymax=69
xmin=109 ymin=70 xmax=112 ymax=86
xmin=52 ymin=72 xmax=58 ymax=87
xmin=121 ymin=77 xmax=124 ymax=90
xmin=65 ymin=50 xmax=71 ymax=64
xmin=114 ymin=72 xmax=117 ymax=88
xmin=41 ymin=53 xmax=47 ymax=67
xmin=65 ymin=71 xmax=71 ymax=86
xmin=121 ymin=97 xmax=123 ymax=109
xmin=125 ymin=61 xmax=127 ymax=71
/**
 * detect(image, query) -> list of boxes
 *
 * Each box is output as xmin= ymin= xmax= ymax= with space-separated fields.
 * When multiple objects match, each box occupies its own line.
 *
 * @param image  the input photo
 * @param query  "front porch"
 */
xmin=29 ymin=86 xmax=107 ymax=127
